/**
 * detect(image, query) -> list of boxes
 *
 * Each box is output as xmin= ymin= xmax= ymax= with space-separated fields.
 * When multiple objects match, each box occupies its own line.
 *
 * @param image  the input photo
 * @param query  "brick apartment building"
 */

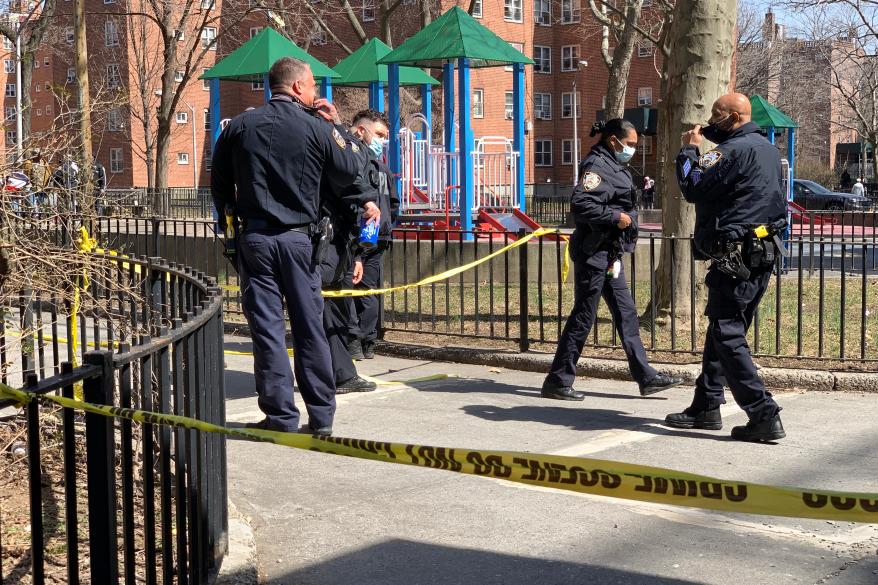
xmin=0 ymin=0 xmax=664 ymax=190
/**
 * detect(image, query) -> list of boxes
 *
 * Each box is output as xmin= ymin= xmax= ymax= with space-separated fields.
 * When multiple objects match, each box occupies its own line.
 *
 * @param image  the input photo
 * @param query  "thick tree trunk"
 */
xmin=604 ymin=0 xmax=644 ymax=120
xmin=645 ymin=0 xmax=737 ymax=330
xmin=74 ymin=0 xmax=93 ymax=211
xmin=154 ymin=117 xmax=172 ymax=211
xmin=20 ymin=55 xmax=33 ymax=142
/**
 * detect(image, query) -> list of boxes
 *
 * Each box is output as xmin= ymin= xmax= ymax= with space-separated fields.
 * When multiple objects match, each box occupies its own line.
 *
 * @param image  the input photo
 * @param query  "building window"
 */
xmin=639 ymin=135 xmax=652 ymax=155
xmin=44 ymin=82 xmax=51 ymax=91
xmin=104 ymin=0 xmax=116 ymax=3
xmin=201 ymin=27 xmax=217 ymax=50
xmin=174 ymin=70 xmax=184 ymax=82
xmin=561 ymin=139 xmax=581 ymax=165
xmin=2 ymin=37 xmax=11 ymax=50
xmin=561 ymin=0 xmax=581 ymax=23
xmin=200 ymin=0 xmax=214 ymax=8
xmin=204 ymin=142 xmax=212 ymax=171
xmin=534 ymin=0 xmax=551 ymax=25
xmin=504 ymin=91 xmax=513 ymax=119
xmin=34 ymin=83 xmax=40 ymax=93
xmin=202 ymin=69 xmax=210 ymax=90
xmin=5 ymin=84 xmax=15 ymax=98
xmin=504 ymin=0 xmax=522 ymax=22
xmin=534 ymin=46 xmax=551 ymax=73
xmin=561 ymin=45 xmax=580 ymax=71
xmin=638 ymin=87 xmax=653 ymax=106
xmin=3 ymin=60 xmax=13 ymax=74
xmin=110 ymin=148 xmax=123 ymax=173
xmin=363 ymin=0 xmax=375 ymax=22
xmin=505 ymin=42 xmax=523 ymax=71
xmin=36 ymin=108 xmax=42 ymax=116
xmin=34 ymin=59 xmax=38 ymax=69
xmin=472 ymin=89 xmax=484 ymax=118
xmin=471 ymin=0 xmax=482 ymax=17
xmin=534 ymin=93 xmax=551 ymax=120
xmin=65 ymin=27 xmax=73 ymax=44
xmin=108 ymin=107 xmax=122 ymax=131
xmin=249 ymin=27 xmax=262 ymax=38
xmin=178 ymin=152 xmax=190 ymax=165
xmin=43 ymin=56 xmax=49 ymax=66
xmin=67 ymin=68 xmax=76 ymax=83
xmin=45 ymin=104 xmax=51 ymax=115
xmin=6 ymin=130 xmax=16 ymax=144
xmin=311 ymin=22 xmax=327 ymax=46
xmin=176 ymin=111 xmax=189 ymax=124
xmin=252 ymin=79 xmax=264 ymax=91
xmin=175 ymin=29 xmax=185 ymax=42
xmin=638 ymin=41 xmax=654 ymax=58
xmin=105 ymin=19 xmax=119 ymax=47
xmin=4 ymin=107 xmax=15 ymax=120
xmin=535 ymin=139 xmax=552 ymax=167
xmin=106 ymin=64 xmax=122 ymax=88
xmin=561 ymin=92 xmax=580 ymax=118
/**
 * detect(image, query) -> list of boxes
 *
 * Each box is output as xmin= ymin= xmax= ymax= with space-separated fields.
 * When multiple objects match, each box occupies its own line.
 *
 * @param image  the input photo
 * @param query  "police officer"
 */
xmin=211 ymin=57 xmax=380 ymax=435
xmin=542 ymin=118 xmax=682 ymax=401
xmin=346 ymin=109 xmax=400 ymax=360
xmin=665 ymin=92 xmax=786 ymax=442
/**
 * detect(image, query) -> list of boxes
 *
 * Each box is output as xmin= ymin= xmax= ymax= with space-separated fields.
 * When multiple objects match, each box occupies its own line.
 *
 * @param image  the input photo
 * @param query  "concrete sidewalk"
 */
xmin=220 ymin=335 xmax=878 ymax=585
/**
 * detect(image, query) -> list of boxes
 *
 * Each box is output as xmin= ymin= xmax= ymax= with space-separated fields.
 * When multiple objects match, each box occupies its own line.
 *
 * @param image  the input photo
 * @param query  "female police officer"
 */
xmin=542 ymin=118 xmax=682 ymax=401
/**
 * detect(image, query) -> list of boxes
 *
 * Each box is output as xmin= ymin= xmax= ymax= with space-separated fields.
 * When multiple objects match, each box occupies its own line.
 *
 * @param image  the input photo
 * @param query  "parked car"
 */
xmin=792 ymin=179 xmax=873 ymax=211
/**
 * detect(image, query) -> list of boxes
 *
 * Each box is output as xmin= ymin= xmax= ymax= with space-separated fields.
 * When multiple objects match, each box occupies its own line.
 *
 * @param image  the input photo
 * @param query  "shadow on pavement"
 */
xmin=257 ymin=539 xmax=709 ymax=585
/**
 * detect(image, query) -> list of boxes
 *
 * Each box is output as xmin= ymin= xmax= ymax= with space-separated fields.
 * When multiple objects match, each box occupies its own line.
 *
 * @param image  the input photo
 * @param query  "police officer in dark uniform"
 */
xmin=211 ymin=57 xmax=380 ymax=435
xmin=542 ymin=119 xmax=682 ymax=401
xmin=346 ymin=109 xmax=400 ymax=360
xmin=665 ymin=92 xmax=787 ymax=442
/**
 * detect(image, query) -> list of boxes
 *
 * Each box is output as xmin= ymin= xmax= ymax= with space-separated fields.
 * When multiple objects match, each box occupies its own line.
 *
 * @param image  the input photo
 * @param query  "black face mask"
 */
xmin=701 ymin=113 xmax=736 ymax=144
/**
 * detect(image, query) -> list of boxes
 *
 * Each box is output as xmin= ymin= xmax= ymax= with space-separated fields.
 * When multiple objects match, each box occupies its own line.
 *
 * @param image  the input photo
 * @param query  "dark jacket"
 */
xmin=676 ymin=122 xmax=787 ymax=259
xmin=569 ymin=142 xmax=639 ymax=269
xmin=210 ymin=94 xmax=374 ymax=230
xmin=375 ymin=158 xmax=400 ymax=242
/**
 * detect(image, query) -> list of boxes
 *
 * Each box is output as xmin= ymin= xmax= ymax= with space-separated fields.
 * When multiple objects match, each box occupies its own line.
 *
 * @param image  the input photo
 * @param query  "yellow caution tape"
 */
xmin=2 ymin=382 xmax=876 ymax=524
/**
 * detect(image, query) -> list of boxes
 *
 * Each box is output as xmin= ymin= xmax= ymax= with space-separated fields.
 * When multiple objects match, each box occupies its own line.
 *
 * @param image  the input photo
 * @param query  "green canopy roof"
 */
xmin=201 ymin=27 xmax=338 ymax=82
xmin=334 ymin=38 xmax=439 ymax=87
xmin=378 ymin=7 xmax=534 ymax=68
xmin=750 ymin=94 xmax=799 ymax=129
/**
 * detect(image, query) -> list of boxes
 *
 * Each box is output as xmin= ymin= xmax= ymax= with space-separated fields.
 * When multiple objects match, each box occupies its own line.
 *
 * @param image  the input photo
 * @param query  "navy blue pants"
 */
xmin=239 ymin=228 xmax=335 ymax=431
xmin=690 ymin=267 xmax=780 ymax=422
xmin=547 ymin=258 xmax=657 ymax=388
xmin=353 ymin=248 xmax=384 ymax=345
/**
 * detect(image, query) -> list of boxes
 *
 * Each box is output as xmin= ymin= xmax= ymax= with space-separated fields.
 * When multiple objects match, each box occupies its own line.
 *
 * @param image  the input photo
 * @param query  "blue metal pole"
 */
xmin=375 ymin=81 xmax=384 ymax=113
xmin=321 ymin=77 xmax=333 ymax=102
xmin=209 ymin=78 xmax=221 ymax=149
xmin=369 ymin=81 xmax=377 ymax=110
xmin=263 ymin=73 xmax=271 ymax=103
xmin=787 ymin=127 xmax=796 ymax=178
xmin=458 ymin=57 xmax=473 ymax=236
xmin=768 ymin=126 xmax=776 ymax=145
xmin=388 ymin=64 xmax=401 ymax=196
xmin=512 ymin=63 xmax=525 ymax=214
xmin=442 ymin=62 xmax=455 ymax=197
xmin=422 ymin=84 xmax=432 ymax=138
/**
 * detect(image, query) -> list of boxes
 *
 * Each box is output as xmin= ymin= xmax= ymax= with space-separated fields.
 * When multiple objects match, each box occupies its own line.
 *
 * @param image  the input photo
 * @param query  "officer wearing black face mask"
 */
xmin=541 ymin=118 xmax=682 ymax=401
xmin=666 ymin=92 xmax=788 ymax=443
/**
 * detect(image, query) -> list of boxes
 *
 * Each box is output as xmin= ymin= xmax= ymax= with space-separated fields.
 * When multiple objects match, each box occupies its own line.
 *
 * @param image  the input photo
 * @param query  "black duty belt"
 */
xmin=242 ymin=218 xmax=313 ymax=234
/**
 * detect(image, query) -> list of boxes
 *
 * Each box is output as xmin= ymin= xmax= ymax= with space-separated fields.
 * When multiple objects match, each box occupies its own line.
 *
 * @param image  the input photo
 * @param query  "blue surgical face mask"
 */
xmin=612 ymin=138 xmax=636 ymax=164
xmin=369 ymin=137 xmax=386 ymax=158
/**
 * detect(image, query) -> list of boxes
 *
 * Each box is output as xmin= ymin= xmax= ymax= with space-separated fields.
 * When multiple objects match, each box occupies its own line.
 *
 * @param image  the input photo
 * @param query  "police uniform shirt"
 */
xmin=211 ymin=94 xmax=374 ymax=229
xmin=676 ymin=121 xmax=786 ymax=258
xmin=570 ymin=143 xmax=638 ymax=269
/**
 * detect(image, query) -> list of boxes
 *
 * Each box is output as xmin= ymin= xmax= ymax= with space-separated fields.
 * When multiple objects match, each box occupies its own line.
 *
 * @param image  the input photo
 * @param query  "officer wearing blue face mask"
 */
xmin=542 ymin=118 xmax=682 ymax=401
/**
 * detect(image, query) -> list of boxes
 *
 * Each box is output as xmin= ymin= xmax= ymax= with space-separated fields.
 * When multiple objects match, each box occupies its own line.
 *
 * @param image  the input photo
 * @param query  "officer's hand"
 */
xmin=352 ymin=261 xmax=364 ymax=285
xmin=617 ymin=212 xmax=632 ymax=229
xmin=681 ymin=125 xmax=704 ymax=147
xmin=314 ymin=99 xmax=341 ymax=124
xmin=363 ymin=201 xmax=381 ymax=225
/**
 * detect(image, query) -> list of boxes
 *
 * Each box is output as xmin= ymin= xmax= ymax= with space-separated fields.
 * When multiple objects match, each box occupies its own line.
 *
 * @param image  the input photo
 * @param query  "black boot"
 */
xmin=541 ymin=380 xmax=585 ymax=401
xmin=731 ymin=415 xmax=785 ymax=442
xmin=664 ymin=407 xmax=723 ymax=430
xmin=362 ymin=342 xmax=375 ymax=359
xmin=336 ymin=376 xmax=377 ymax=394
xmin=348 ymin=339 xmax=365 ymax=360
xmin=639 ymin=374 xmax=684 ymax=396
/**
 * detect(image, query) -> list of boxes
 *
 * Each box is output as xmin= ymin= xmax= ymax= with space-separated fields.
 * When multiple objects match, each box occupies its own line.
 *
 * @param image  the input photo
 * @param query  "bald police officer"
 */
xmin=211 ymin=57 xmax=379 ymax=436
xmin=665 ymin=92 xmax=787 ymax=442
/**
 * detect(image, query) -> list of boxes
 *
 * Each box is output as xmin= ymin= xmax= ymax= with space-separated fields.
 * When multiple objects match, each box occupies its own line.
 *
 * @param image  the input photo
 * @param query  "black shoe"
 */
xmin=244 ymin=418 xmax=296 ymax=432
xmin=639 ymin=374 xmax=684 ymax=396
xmin=336 ymin=376 xmax=377 ymax=394
xmin=303 ymin=425 xmax=333 ymax=437
xmin=362 ymin=342 xmax=375 ymax=359
xmin=731 ymin=415 xmax=785 ymax=442
xmin=348 ymin=339 xmax=365 ymax=360
xmin=665 ymin=407 xmax=723 ymax=430
xmin=541 ymin=381 xmax=585 ymax=401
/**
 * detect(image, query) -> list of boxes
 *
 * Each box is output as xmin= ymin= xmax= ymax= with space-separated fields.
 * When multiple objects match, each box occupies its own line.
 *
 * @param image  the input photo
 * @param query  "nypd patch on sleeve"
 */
xmin=332 ymin=128 xmax=347 ymax=150
xmin=699 ymin=150 xmax=722 ymax=169
xmin=581 ymin=172 xmax=602 ymax=191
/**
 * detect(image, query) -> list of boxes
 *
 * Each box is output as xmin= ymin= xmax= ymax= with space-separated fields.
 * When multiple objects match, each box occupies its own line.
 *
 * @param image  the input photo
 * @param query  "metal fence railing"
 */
xmin=102 ymin=187 xmax=215 ymax=219
xmin=0 ymin=238 xmax=227 ymax=583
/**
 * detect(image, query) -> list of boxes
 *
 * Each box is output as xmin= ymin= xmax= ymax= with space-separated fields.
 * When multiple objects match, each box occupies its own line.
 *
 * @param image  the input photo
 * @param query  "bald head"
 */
xmin=709 ymin=92 xmax=751 ymax=130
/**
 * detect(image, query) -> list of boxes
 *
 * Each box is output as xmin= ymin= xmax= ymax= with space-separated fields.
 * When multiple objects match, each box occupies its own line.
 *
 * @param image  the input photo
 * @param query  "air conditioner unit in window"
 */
xmin=504 ymin=112 xmax=514 ymax=120
xmin=539 ymin=11 xmax=550 ymax=24
xmin=538 ymin=111 xmax=550 ymax=120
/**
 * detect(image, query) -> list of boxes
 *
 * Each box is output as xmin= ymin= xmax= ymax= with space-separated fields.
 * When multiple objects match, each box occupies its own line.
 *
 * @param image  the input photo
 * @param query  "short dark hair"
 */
xmin=268 ymin=57 xmax=310 ymax=91
xmin=351 ymin=109 xmax=390 ymax=130
xmin=590 ymin=118 xmax=636 ymax=142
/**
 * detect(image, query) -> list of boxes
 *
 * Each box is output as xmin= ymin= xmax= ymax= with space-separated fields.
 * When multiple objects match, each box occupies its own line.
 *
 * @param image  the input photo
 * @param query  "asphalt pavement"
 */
xmin=220 ymin=335 xmax=878 ymax=585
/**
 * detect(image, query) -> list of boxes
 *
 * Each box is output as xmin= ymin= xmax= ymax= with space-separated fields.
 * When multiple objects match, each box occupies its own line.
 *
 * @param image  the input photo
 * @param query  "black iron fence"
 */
xmin=0 ymin=248 xmax=227 ymax=583
xmin=102 ymin=188 xmax=214 ymax=219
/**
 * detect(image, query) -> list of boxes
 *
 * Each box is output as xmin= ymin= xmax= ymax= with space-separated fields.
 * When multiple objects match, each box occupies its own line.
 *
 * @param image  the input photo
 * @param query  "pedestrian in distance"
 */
xmin=541 ymin=118 xmax=682 ymax=402
xmin=211 ymin=57 xmax=380 ymax=436
xmin=666 ymin=92 xmax=787 ymax=442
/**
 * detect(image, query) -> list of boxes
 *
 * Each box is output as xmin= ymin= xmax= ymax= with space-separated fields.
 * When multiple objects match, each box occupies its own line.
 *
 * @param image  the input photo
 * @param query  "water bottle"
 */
xmin=359 ymin=218 xmax=379 ymax=249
